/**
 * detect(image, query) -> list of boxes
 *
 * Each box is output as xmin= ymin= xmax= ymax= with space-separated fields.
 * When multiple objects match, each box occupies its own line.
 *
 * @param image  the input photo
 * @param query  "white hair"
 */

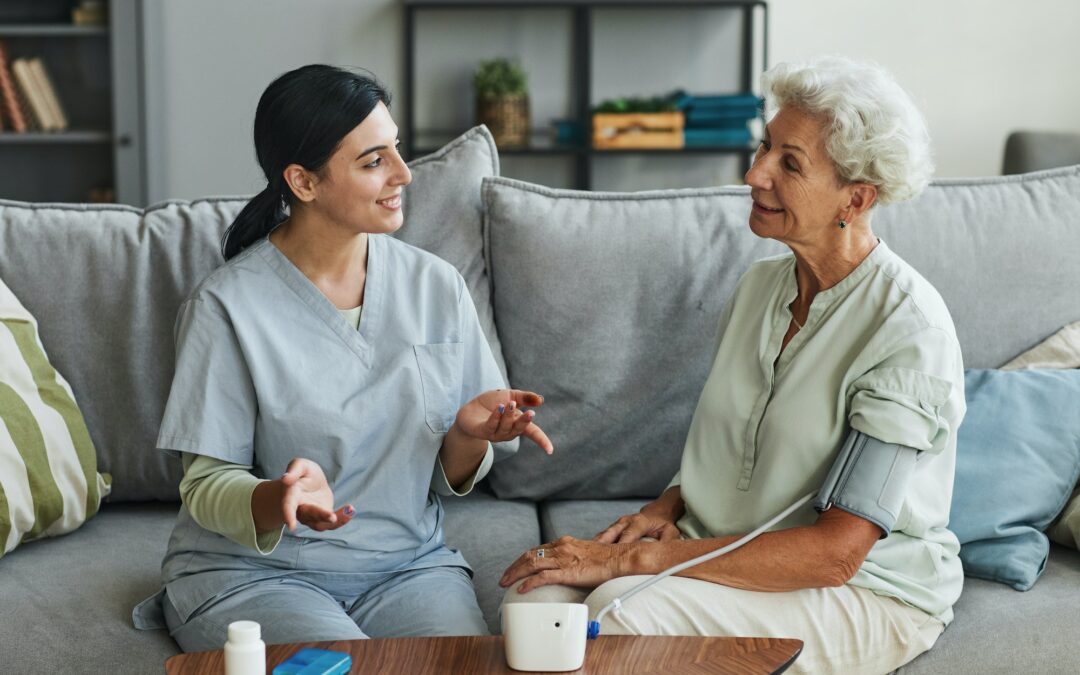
xmin=761 ymin=56 xmax=934 ymax=205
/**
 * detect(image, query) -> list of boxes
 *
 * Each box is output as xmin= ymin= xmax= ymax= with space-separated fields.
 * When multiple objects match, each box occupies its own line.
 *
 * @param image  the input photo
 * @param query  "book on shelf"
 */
xmin=30 ymin=58 xmax=68 ymax=131
xmin=685 ymin=107 xmax=761 ymax=128
xmin=12 ymin=58 xmax=55 ymax=131
xmin=0 ymin=39 xmax=28 ymax=133
xmin=684 ymin=127 xmax=754 ymax=148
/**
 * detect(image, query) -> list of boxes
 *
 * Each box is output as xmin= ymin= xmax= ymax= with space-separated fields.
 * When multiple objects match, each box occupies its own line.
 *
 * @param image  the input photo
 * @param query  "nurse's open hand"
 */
xmin=279 ymin=458 xmax=355 ymax=532
xmin=454 ymin=389 xmax=554 ymax=454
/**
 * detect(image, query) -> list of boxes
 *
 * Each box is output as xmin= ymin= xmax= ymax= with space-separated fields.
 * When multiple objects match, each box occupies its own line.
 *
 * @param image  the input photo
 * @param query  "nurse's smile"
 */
xmin=377 ymin=193 xmax=402 ymax=211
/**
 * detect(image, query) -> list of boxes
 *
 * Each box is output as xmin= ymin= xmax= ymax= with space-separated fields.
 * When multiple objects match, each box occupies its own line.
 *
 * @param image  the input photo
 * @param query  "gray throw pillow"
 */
xmin=483 ymin=177 xmax=782 ymax=500
xmin=0 ymin=126 xmax=505 ymax=501
xmin=396 ymin=125 xmax=507 ymax=381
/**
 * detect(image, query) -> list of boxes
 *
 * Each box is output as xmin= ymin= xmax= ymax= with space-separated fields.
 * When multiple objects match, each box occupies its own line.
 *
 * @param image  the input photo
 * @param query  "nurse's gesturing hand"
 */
xmin=456 ymin=389 xmax=554 ymax=453
xmin=277 ymin=458 xmax=355 ymax=532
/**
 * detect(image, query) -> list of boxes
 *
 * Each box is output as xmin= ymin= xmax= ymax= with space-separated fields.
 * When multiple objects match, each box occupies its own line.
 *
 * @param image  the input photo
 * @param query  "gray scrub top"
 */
xmin=146 ymin=235 xmax=506 ymax=624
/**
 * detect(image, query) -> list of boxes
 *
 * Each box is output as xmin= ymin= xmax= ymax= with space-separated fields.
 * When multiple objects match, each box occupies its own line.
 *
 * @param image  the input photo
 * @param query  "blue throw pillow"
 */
xmin=950 ymin=369 xmax=1080 ymax=590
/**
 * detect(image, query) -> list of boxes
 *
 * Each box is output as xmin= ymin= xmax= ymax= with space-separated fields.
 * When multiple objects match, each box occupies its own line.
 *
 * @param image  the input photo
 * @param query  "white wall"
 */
xmin=144 ymin=0 xmax=1080 ymax=202
xmin=767 ymin=0 xmax=1080 ymax=179
xmin=144 ymin=0 xmax=402 ymax=203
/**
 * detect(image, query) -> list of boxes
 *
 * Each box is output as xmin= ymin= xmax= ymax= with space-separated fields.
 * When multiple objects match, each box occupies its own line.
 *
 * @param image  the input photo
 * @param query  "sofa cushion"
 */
xmin=441 ymin=488 xmax=541 ymax=633
xmin=0 ymin=492 xmax=538 ymax=673
xmin=897 ymin=545 xmax=1080 ymax=674
xmin=0 ymin=276 xmax=112 ymax=557
xmin=483 ymin=177 xmax=783 ymax=500
xmin=0 ymin=199 xmax=236 ymax=501
xmin=0 ymin=502 xmax=181 ymax=674
xmin=949 ymin=369 xmax=1080 ymax=590
xmin=539 ymin=498 xmax=650 ymax=543
xmin=873 ymin=165 xmax=1080 ymax=369
xmin=395 ymin=125 xmax=508 ymax=385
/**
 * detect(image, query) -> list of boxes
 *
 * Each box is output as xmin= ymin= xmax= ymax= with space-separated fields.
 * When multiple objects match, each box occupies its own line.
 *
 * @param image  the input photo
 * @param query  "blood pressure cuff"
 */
xmin=812 ymin=430 xmax=918 ymax=538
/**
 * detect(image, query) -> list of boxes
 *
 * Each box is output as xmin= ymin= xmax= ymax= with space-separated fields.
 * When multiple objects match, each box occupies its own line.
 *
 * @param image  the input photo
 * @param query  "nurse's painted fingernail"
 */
xmin=498 ymin=404 xmax=505 ymax=413
xmin=344 ymin=505 xmax=355 ymax=516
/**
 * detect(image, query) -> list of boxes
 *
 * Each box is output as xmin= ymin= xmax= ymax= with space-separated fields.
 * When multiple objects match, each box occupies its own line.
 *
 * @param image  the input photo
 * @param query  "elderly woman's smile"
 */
xmin=751 ymin=200 xmax=784 ymax=214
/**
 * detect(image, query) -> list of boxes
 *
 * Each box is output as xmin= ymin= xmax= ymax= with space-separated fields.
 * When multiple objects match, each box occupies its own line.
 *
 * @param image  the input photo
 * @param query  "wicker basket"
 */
xmin=477 ymin=94 xmax=530 ymax=148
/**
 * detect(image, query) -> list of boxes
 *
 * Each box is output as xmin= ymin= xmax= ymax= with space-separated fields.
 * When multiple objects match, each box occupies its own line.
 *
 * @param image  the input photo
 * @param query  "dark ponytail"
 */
xmin=221 ymin=65 xmax=391 ymax=260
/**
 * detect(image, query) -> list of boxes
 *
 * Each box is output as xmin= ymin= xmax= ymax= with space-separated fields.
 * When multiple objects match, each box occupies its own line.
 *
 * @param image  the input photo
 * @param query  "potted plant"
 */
xmin=474 ymin=58 xmax=529 ymax=148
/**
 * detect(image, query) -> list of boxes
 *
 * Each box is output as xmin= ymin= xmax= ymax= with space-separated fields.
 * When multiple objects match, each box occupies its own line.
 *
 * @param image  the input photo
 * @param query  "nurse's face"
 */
xmin=312 ymin=102 xmax=412 ymax=235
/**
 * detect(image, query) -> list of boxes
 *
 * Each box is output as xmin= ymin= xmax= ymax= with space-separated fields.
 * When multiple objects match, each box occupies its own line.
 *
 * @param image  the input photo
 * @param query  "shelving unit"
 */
xmin=0 ymin=0 xmax=145 ymax=204
xmin=403 ymin=0 xmax=768 ymax=190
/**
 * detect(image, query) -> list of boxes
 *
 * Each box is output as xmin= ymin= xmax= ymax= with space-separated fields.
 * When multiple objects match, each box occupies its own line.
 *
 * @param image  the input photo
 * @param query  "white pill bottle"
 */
xmin=224 ymin=620 xmax=266 ymax=675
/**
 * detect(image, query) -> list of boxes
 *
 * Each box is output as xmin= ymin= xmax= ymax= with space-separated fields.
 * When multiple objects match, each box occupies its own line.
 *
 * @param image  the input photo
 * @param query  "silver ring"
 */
xmin=536 ymin=548 xmax=545 ymax=558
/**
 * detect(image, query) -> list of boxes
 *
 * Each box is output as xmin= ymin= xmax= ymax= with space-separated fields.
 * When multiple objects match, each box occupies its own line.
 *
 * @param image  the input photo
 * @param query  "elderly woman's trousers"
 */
xmin=503 ymin=576 xmax=943 ymax=675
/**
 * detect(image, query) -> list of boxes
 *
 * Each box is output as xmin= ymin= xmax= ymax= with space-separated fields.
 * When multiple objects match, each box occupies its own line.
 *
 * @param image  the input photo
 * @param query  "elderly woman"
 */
xmin=500 ymin=56 xmax=965 ymax=674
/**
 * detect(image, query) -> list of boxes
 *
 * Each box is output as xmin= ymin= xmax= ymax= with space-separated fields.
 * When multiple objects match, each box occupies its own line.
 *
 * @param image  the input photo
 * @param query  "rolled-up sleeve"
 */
xmin=847 ymin=327 xmax=962 ymax=454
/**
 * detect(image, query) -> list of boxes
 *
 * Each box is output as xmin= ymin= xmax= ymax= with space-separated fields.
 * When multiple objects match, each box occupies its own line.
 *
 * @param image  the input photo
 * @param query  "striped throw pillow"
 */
xmin=0 ymin=276 xmax=111 ymax=558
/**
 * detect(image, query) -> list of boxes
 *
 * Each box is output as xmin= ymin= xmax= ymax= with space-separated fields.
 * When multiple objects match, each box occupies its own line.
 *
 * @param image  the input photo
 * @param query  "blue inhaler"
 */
xmin=272 ymin=648 xmax=352 ymax=675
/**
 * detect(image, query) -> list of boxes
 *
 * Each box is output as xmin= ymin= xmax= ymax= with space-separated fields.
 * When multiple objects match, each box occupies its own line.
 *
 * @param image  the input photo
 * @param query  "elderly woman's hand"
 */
xmin=594 ymin=512 xmax=680 ymax=544
xmin=499 ymin=536 xmax=633 ymax=594
xmin=595 ymin=486 xmax=685 ymax=543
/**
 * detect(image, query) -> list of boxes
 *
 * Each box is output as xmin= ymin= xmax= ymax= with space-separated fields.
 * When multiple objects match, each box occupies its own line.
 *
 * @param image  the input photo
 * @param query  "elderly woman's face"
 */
xmin=744 ymin=107 xmax=851 ymax=243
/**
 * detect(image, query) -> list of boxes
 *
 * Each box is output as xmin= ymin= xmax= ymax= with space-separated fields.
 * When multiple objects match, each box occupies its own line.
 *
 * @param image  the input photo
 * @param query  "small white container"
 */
xmin=502 ymin=603 xmax=588 ymax=672
xmin=224 ymin=620 xmax=266 ymax=675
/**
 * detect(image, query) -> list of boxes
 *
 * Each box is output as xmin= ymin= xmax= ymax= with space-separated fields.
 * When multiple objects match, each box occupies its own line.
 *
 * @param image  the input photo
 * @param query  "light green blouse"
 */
xmin=672 ymin=240 xmax=966 ymax=623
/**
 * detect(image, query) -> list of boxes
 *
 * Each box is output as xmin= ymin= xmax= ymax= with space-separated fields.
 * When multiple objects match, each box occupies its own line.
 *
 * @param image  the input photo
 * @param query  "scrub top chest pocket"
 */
xmin=413 ymin=343 xmax=465 ymax=434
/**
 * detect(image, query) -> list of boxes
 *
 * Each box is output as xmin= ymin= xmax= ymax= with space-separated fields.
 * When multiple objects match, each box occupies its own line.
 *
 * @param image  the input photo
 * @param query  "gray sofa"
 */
xmin=2 ymin=130 xmax=1079 ymax=672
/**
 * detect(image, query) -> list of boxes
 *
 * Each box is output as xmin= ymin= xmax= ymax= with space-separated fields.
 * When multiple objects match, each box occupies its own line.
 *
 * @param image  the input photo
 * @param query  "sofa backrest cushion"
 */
xmin=483 ymin=166 xmax=1080 ymax=500
xmin=0 ymin=126 xmax=503 ymax=501
xmin=396 ymin=126 xmax=507 ymax=381
xmin=483 ymin=177 xmax=784 ymax=500
xmin=0 ymin=199 xmax=235 ymax=501
xmin=873 ymin=165 xmax=1080 ymax=369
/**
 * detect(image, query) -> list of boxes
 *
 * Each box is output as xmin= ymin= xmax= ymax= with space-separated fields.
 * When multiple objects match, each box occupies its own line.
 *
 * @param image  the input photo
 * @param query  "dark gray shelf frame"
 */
xmin=403 ymin=0 xmax=768 ymax=189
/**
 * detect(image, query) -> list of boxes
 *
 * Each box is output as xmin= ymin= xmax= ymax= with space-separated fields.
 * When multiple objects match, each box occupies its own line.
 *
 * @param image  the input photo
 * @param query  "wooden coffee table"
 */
xmin=165 ymin=634 xmax=801 ymax=674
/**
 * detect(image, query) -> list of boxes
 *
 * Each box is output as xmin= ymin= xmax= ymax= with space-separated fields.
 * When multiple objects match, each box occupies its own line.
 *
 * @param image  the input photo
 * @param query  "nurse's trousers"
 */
xmin=164 ymin=566 xmax=488 ymax=652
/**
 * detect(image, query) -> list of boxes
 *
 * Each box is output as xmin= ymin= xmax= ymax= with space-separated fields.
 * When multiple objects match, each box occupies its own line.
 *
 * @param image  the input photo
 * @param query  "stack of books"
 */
xmin=0 ymin=40 xmax=70 ymax=134
xmin=672 ymin=92 xmax=761 ymax=148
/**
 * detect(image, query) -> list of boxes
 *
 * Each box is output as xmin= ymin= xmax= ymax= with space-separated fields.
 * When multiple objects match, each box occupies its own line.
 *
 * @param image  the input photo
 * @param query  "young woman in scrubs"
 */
xmin=132 ymin=64 xmax=552 ymax=652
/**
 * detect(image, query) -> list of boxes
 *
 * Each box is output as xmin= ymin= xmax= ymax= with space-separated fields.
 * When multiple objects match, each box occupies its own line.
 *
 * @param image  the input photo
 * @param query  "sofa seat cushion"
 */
xmin=898 ymin=544 xmax=1080 ymax=673
xmin=0 ymin=502 xmax=181 ymax=674
xmin=539 ymin=499 xmax=650 ymax=542
xmin=0 ymin=493 xmax=537 ymax=673
xmin=438 ymin=489 xmax=540 ymax=634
